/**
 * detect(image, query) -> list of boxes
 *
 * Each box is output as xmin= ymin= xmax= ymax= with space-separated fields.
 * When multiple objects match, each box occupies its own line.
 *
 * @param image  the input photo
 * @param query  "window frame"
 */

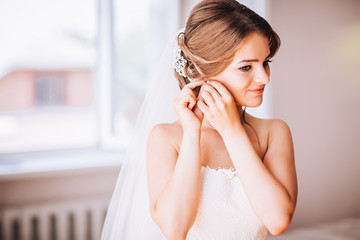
xmin=95 ymin=0 xmax=124 ymax=150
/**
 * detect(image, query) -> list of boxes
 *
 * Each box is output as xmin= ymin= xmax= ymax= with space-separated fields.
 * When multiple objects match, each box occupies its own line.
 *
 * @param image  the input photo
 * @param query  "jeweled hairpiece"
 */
xmin=174 ymin=37 xmax=194 ymax=82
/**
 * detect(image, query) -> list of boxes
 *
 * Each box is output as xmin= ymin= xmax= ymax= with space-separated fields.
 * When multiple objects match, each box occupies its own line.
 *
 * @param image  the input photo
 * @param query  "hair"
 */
xmin=175 ymin=0 xmax=281 ymax=150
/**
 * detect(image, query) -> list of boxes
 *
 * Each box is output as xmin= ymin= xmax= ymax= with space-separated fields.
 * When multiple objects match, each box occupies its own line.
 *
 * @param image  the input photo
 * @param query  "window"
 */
xmin=0 ymin=0 xmax=97 ymax=153
xmin=98 ymin=0 xmax=179 ymax=149
xmin=36 ymin=75 xmax=65 ymax=106
xmin=0 ymin=0 xmax=179 ymax=154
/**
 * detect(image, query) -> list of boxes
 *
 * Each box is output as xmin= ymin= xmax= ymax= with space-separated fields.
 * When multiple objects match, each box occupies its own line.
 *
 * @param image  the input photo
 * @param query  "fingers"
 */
xmin=179 ymin=80 xmax=204 ymax=109
xmin=197 ymin=99 xmax=210 ymax=116
xmin=204 ymin=80 xmax=233 ymax=102
xmin=197 ymin=80 xmax=236 ymax=121
xmin=199 ymin=83 xmax=222 ymax=104
xmin=173 ymin=85 xmax=198 ymax=112
xmin=199 ymin=88 xmax=216 ymax=108
xmin=188 ymin=94 xmax=197 ymax=109
xmin=181 ymin=89 xmax=197 ymax=108
xmin=184 ymin=80 xmax=204 ymax=90
xmin=175 ymin=79 xmax=232 ymax=116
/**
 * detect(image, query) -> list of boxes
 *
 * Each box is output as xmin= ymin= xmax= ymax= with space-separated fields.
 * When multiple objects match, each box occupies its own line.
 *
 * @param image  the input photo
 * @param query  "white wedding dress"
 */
xmin=101 ymin=33 xmax=270 ymax=240
xmin=183 ymin=166 xmax=269 ymax=240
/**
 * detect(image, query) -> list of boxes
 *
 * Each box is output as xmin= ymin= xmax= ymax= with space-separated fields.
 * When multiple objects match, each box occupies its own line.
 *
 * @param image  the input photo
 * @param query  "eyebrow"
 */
xmin=237 ymin=53 xmax=272 ymax=64
xmin=238 ymin=59 xmax=259 ymax=63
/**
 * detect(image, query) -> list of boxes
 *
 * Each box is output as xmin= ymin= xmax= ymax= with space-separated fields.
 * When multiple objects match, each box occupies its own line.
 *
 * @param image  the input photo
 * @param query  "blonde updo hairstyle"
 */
xmin=175 ymin=0 xmax=281 ymax=89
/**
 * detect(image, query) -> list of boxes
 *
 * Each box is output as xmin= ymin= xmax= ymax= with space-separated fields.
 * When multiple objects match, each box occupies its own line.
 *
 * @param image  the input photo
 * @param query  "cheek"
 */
xmin=226 ymin=75 xmax=252 ymax=91
xmin=222 ymin=81 xmax=248 ymax=101
xmin=213 ymin=71 xmax=252 ymax=95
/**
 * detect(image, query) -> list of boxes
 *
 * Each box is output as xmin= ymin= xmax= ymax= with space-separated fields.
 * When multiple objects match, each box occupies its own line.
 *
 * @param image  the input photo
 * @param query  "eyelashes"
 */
xmin=263 ymin=59 xmax=273 ymax=67
xmin=239 ymin=60 xmax=273 ymax=72
xmin=239 ymin=65 xmax=252 ymax=71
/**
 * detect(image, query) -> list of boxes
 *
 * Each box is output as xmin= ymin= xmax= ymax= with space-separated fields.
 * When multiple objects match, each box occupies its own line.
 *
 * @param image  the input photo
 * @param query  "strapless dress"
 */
xmin=185 ymin=166 xmax=269 ymax=240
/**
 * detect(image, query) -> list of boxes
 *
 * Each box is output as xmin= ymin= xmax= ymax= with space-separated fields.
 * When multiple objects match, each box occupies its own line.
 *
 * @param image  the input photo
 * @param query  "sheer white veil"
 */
xmin=100 ymin=33 xmax=181 ymax=239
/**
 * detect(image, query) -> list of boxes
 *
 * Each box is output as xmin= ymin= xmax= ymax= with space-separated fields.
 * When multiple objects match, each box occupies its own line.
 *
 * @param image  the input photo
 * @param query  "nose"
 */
xmin=254 ymin=67 xmax=270 ymax=84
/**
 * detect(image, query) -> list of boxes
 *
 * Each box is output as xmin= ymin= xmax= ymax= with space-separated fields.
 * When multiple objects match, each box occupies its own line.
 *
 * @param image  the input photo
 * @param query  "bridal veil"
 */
xmin=100 ymin=33 xmax=181 ymax=239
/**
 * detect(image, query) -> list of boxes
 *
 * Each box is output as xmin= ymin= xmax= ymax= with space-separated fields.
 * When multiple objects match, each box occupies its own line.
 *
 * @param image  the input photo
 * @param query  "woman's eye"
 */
xmin=263 ymin=59 xmax=273 ymax=67
xmin=239 ymin=65 xmax=252 ymax=72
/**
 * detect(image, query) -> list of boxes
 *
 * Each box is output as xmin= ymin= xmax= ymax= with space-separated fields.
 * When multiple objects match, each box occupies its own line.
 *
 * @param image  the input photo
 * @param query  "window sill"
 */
xmin=0 ymin=148 xmax=123 ymax=181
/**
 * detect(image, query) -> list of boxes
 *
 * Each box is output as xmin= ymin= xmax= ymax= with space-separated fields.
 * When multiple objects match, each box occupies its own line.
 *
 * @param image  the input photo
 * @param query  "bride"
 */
xmin=101 ymin=0 xmax=298 ymax=239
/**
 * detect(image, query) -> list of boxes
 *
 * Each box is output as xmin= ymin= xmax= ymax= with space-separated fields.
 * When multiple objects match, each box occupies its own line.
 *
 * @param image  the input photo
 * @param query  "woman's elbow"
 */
xmin=161 ymin=227 xmax=187 ymax=240
xmin=157 ymin=220 xmax=188 ymax=240
xmin=268 ymin=213 xmax=293 ymax=236
xmin=150 ymin=208 xmax=188 ymax=240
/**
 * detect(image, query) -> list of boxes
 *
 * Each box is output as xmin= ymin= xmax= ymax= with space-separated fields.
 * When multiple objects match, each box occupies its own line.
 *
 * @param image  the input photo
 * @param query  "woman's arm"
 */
xmin=146 ymin=80 xmax=205 ymax=240
xmin=221 ymin=119 xmax=297 ymax=236
xmin=197 ymin=81 xmax=297 ymax=236
xmin=147 ymin=124 xmax=202 ymax=240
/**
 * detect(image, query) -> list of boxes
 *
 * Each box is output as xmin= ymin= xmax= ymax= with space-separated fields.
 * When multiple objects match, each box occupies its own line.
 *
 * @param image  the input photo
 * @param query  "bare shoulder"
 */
xmin=261 ymin=118 xmax=295 ymax=165
xmin=244 ymin=114 xmax=293 ymax=158
xmin=266 ymin=119 xmax=292 ymax=141
xmin=148 ymin=121 xmax=183 ymax=153
xmin=245 ymin=113 xmax=292 ymax=139
xmin=260 ymin=118 xmax=293 ymax=147
xmin=148 ymin=121 xmax=182 ymax=141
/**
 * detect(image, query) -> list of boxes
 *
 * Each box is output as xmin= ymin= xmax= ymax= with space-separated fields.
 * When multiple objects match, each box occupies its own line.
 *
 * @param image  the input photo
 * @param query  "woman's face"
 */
xmin=210 ymin=32 xmax=271 ymax=107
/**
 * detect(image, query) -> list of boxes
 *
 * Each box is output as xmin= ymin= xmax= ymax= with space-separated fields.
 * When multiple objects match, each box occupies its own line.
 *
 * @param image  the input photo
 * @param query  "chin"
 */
xmin=236 ymin=98 xmax=263 ymax=108
xmin=244 ymin=104 xmax=262 ymax=108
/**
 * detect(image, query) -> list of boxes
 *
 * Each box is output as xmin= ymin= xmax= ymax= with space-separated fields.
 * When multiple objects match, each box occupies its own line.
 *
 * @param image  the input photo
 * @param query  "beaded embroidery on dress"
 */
xmin=185 ymin=166 xmax=269 ymax=240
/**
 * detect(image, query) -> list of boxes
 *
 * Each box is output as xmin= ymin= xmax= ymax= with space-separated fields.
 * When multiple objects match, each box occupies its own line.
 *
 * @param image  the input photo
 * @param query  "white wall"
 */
xmin=0 ymin=167 xmax=119 ymax=206
xmin=270 ymin=0 xmax=360 ymax=228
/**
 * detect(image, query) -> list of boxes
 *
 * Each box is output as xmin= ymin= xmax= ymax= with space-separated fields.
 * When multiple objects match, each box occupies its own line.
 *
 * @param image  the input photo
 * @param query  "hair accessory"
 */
xmin=174 ymin=39 xmax=194 ymax=82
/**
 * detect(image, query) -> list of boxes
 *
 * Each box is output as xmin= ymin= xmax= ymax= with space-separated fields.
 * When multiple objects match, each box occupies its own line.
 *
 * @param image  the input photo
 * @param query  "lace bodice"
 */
xmin=185 ymin=166 xmax=269 ymax=240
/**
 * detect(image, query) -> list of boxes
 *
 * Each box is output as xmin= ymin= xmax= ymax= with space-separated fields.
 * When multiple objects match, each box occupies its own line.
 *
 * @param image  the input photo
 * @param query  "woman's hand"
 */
xmin=172 ymin=80 xmax=204 ymax=131
xmin=197 ymin=80 xmax=243 ymax=135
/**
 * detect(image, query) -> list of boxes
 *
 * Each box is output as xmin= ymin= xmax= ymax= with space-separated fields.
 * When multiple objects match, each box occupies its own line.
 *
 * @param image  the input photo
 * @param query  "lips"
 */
xmin=248 ymin=87 xmax=265 ymax=94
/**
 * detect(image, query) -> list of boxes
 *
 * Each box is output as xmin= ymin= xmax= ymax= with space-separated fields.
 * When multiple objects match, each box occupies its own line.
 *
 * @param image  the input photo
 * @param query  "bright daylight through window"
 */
xmin=112 ymin=0 xmax=178 ymax=141
xmin=0 ymin=0 xmax=177 ymax=154
xmin=0 ymin=0 xmax=97 ymax=153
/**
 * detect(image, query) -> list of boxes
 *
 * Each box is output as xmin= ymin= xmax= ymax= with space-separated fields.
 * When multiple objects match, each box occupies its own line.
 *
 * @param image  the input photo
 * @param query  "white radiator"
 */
xmin=0 ymin=198 xmax=109 ymax=240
